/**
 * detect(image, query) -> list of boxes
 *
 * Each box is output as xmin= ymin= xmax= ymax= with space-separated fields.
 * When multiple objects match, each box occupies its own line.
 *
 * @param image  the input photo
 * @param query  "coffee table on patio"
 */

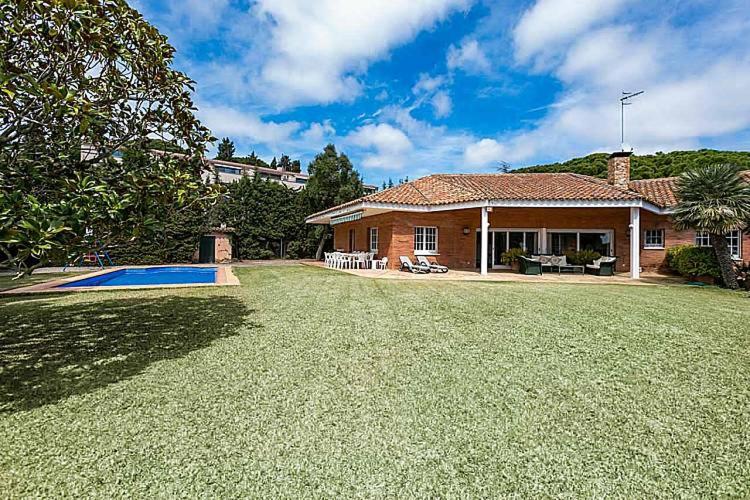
xmin=558 ymin=264 xmax=585 ymax=275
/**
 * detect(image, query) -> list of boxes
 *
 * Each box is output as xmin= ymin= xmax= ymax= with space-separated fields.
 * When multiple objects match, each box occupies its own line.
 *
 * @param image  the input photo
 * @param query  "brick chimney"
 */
xmin=607 ymin=151 xmax=632 ymax=189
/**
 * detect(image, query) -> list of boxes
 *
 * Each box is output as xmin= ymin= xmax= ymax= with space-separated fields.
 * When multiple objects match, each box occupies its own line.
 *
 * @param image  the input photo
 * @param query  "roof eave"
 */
xmin=304 ymin=197 xmax=669 ymax=224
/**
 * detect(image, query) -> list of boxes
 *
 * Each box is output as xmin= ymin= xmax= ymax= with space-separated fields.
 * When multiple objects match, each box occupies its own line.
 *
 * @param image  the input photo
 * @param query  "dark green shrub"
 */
xmin=108 ymin=201 xmax=209 ymax=265
xmin=565 ymin=250 xmax=601 ymax=265
xmin=666 ymin=244 xmax=721 ymax=278
xmin=212 ymin=174 xmax=309 ymax=260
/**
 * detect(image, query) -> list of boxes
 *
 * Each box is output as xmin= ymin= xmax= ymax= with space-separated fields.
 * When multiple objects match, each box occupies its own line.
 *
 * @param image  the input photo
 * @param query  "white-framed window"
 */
xmin=695 ymin=230 xmax=742 ymax=259
xmin=547 ymin=230 xmax=613 ymax=256
xmin=727 ymin=230 xmax=742 ymax=260
xmin=643 ymin=229 xmax=665 ymax=249
xmin=414 ymin=226 xmax=438 ymax=254
xmin=695 ymin=231 xmax=711 ymax=248
xmin=369 ymin=227 xmax=378 ymax=253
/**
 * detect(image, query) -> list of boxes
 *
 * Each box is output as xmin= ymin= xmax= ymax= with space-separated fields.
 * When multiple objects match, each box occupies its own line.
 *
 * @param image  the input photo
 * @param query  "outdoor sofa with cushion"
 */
xmin=518 ymin=256 xmax=542 ymax=275
xmin=399 ymin=256 xmax=430 ymax=273
xmin=416 ymin=255 xmax=449 ymax=273
xmin=532 ymin=254 xmax=567 ymax=272
xmin=530 ymin=254 xmax=590 ymax=274
xmin=585 ymin=256 xmax=617 ymax=276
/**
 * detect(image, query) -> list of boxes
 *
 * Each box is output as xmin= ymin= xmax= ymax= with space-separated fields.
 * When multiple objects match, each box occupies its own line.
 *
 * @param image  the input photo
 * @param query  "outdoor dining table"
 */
xmin=334 ymin=252 xmax=373 ymax=269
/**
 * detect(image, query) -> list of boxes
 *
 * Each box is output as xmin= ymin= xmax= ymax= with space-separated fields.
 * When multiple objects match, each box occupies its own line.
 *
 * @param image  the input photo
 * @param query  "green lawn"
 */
xmin=0 ymin=272 xmax=81 ymax=292
xmin=1 ymin=265 xmax=749 ymax=497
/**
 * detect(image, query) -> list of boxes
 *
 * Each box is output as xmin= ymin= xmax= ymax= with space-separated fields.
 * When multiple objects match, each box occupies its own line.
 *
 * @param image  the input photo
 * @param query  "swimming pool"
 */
xmin=58 ymin=266 xmax=218 ymax=288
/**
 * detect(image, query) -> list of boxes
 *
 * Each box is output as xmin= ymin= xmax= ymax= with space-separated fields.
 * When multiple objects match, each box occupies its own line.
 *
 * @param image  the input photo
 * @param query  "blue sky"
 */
xmin=133 ymin=0 xmax=750 ymax=186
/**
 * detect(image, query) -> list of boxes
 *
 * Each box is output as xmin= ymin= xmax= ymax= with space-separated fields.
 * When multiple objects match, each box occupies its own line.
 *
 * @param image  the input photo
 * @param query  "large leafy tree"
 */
xmin=672 ymin=164 xmax=750 ymax=289
xmin=303 ymin=144 xmax=364 ymax=259
xmin=215 ymin=138 xmax=235 ymax=161
xmin=0 ymin=0 xmax=214 ymax=276
xmin=107 ymin=148 xmax=214 ymax=264
xmin=212 ymin=174 xmax=303 ymax=259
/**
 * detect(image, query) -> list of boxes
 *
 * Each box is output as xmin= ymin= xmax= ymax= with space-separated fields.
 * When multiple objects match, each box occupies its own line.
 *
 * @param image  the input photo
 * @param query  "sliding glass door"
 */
xmin=493 ymin=232 xmax=507 ymax=268
xmin=547 ymin=230 xmax=612 ymax=256
xmin=475 ymin=229 xmax=539 ymax=268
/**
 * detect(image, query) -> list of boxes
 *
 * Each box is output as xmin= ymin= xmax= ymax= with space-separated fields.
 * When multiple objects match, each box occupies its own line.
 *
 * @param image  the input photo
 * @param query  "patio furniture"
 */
xmin=518 ymin=256 xmax=542 ymax=275
xmin=356 ymin=252 xmax=369 ymax=269
xmin=331 ymin=252 xmax=352 ymax=269
xmin=559 ymin=263 xmax=585 ymax=274
xmin=416 ymin=255 xmax=448 ymax=273
xmin=373 ymin=256 xmax=388 ymax=270
xmin=533 ymin=254 xmax=562 ymax=273
xmin=399 ymin=256 xmax=430 ymax=273
xmin=586 ymin=257 xmax=617 ymax=276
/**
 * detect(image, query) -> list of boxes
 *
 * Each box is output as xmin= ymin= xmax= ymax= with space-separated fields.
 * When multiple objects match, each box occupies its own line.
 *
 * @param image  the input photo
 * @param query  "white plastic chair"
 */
xmin=357 ymin=253 xmax=367 ymax=269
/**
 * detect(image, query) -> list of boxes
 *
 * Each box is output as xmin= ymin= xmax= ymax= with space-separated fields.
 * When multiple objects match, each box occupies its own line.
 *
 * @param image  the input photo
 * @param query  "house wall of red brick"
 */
xmin=334 ymin=207 xmax=627 ymax=271
xmin=333 ymin=207 xmax=749 ymax=272
xmin=640 ymin=211 xmax=750 ymax=270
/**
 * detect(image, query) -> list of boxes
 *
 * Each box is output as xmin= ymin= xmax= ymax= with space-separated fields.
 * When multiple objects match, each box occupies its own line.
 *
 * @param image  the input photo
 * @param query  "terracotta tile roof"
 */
xmin=368 ymin=173 xmax=641 ymax=205
xmin=629 ymin=170 xmax=750 ymax=208
xmin=307 ymin=172 xmax=643 ymax=220
xmin=307 ymin=169 xmax=750 ymax=220
xmin=628 ymin=177 xmax=679 ymax=208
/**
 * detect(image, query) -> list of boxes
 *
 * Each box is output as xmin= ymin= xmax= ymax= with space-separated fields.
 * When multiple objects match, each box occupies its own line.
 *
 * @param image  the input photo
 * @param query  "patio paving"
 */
xmin=305 ymin=261 xmax=687 ymax=286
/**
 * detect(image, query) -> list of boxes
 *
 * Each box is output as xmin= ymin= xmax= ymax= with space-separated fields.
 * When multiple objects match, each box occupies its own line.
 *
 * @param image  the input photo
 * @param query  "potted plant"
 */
xmin=500 ymin=247 xmax=527 ymax=271
xmin=564 ymin=250 xmax=601 ymax=266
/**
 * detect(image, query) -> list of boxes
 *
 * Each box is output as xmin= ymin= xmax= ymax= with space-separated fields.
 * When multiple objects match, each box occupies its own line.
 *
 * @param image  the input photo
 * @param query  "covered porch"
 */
xmin=323 ymin=204 xmax=646 ymax=278
xmin=475 ymin=205 xmax=643 ymax=279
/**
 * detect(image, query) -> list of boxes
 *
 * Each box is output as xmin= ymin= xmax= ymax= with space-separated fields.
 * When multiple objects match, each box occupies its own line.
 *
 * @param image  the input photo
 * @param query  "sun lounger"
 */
xmin=416 ymin=255 xmax=448 ymax=273
xmin=399 ymin=256 xmax=430 ymax=273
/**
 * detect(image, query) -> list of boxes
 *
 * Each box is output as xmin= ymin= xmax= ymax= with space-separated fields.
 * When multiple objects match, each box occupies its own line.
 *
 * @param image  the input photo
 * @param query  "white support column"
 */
xmin=540 ymin=227 xmax=547 ymax=254
xmin=629 ymin=207 xmax=641 ymax=279
xmin=480 ymin=206 xmax=489 ymax=275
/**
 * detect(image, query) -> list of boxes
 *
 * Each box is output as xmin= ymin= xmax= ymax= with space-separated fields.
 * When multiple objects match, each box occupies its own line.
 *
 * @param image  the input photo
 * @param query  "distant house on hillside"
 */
xmin=82 ymin=145 xmax=377 ymax=193
xmin=203 ymin=157 xmax=311 ymax=191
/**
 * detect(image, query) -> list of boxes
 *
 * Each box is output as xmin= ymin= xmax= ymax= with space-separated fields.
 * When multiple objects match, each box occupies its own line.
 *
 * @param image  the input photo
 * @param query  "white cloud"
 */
xmin=347 ymin=123 xmax=413 ymax=169
xmin=464 ymin=138 xmax=506 ymax=166
xmin=301 ymin=120 xmax=337 ymax=142
xmin=163 ymin=0 xmax=231 ymax=36
xmin=557 ymin=26 xmax=659 ymax=89
xmin=431 ymin=91 xmax=453 ymax=118
xmin=446 ymin=38 xmax=491 ymax=73
xmin=456 ymin=0 xmax=750 ymax=167
xmin=514 ymin=0 xmax=627 ymax=63
xmin=484 ymin=58 xmax=750 ymax=164
xmin=412 ymin=73 xmax=448 ymax=95
xmin=412 ymin=73 xmax=453 ymax=118
xmin=253 ymin=0 xmax=472 ymax=106
xmin=371 ymin=104 xmax=479 ymax=176
xmin=197 ymin=105 xmax=301 ymax=144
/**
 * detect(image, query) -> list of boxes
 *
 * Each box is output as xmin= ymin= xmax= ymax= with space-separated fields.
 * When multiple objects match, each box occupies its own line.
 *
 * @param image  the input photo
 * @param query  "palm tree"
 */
xmin=672 ymin=164 xmax=750 ymax=289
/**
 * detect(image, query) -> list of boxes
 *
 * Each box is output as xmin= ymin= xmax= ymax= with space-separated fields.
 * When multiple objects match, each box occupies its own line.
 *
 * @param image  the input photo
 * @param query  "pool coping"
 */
xmin=1 ymin=264 xmax=240 ymax=295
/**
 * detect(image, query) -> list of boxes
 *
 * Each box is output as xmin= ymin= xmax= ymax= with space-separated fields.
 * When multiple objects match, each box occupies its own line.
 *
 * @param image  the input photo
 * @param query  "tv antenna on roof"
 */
xmin=620 ymin=90 xmax=643 ymax=151
xmin=496 ymin=160 xmax=511 ymax=173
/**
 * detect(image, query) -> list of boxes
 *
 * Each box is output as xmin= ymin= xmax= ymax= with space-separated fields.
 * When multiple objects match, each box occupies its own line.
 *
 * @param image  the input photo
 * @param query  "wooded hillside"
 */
xmin=514 ymin=150 xmax=750 ymax=179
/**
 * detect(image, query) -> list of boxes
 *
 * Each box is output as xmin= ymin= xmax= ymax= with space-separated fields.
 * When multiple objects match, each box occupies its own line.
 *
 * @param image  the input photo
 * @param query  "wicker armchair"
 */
xmin=519 ymin=256 xmax=543 ymax=275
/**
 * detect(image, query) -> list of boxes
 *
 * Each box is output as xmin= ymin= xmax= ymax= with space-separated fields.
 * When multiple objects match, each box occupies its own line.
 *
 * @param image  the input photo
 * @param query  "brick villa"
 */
xmin=306 ymin=152 xmax=750 ymax=278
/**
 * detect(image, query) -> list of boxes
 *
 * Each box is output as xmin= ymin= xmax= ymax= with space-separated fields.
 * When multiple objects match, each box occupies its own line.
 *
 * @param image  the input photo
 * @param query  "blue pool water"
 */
xmin=58 ymin=266 xmax=217 ymax=288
